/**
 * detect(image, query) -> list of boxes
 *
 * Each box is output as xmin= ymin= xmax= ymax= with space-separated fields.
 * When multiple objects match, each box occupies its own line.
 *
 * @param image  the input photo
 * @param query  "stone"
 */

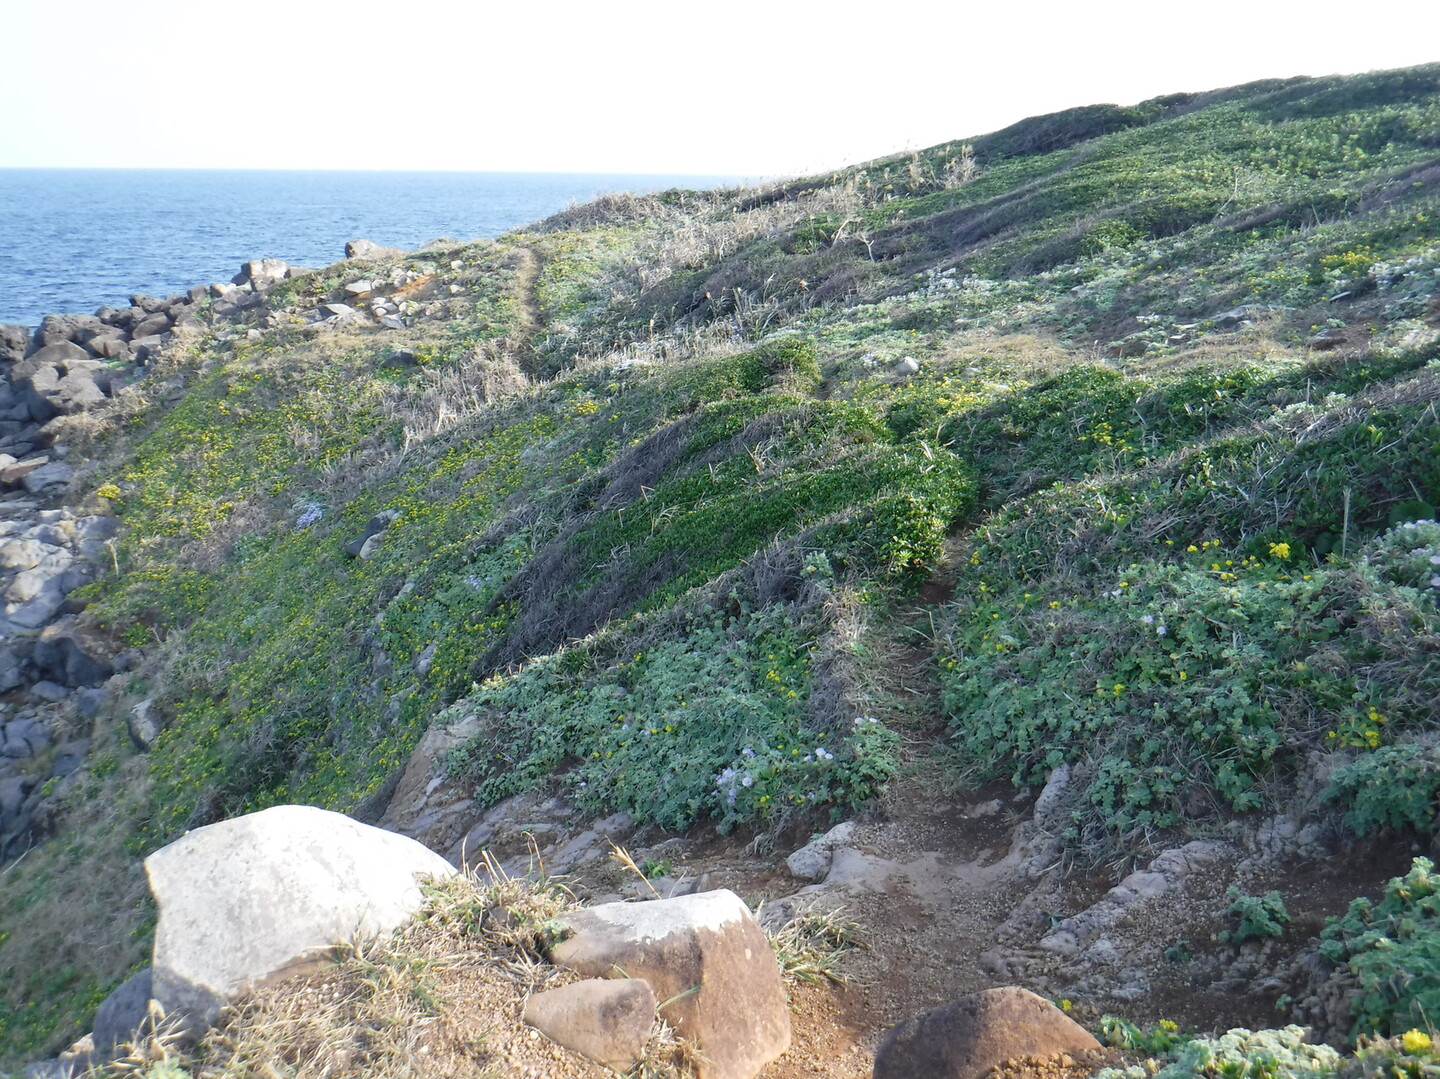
xmin=131 ymin=313 xmax=171 ymax=340
xmin=92 ymin=968 xmax=154 ymax=1058
xmin=785 ymin=820 xmax=857 ymax=882
xmin=128 ymin=699 xmax=161 ymax=750
xmin=3 ymin=717 xmax=50 ymax=757
xmin=342 ymin=280 xmax=375 ymax=297
xmin=551 ymin=889 xmax=790 ymax=1079
xmin=241 ymin=259 xmax=290 ymax=291
xmin=33 ymin=314 xmax=104 ymax=351
xmin=22 ymin=462 xmax=74 ymax=495
xmin=0 ymin=324 xmax=30 ymax=364
xmin=145 ymin=804 xmax=456 ymax=1040
xmin=32 ymin=631 xmax=113 ymax=687
xmin=0 ymin=536 xmax=53 ymax=569
xmin=49 ymin=739 xmax=87 ymax=774
xmin=872 ymin=987 xmax=1101 ymax=1079
xmin=0 ymin=774 xmax=37 ymax=821
xmin=344 ymin=512 xmax=396 ymax=558
xmin=1307 ymin=329 xmax=1347 ymax=350
xmin=319 ymin=303 xmax=355 ymax=317
xmin=29 ymin=680 xmax=69 ymax=703
xmin=379 ymin=315 xmax=406 ymax=330
xmin=522 ymin=978 xmax=656 ymax=1071
xmin=891 ymin=356 xmax=920 ymax=376
xmin=346 ymin=239 xmax=405 ymax=260
xmin=19 ymin=340 xmax=90 ymax=371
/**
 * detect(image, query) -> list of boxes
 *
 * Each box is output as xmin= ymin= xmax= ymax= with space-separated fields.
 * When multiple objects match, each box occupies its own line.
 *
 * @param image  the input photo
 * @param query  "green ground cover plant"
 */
xmin=4 ymin=62 xmax=1440 ymax=1068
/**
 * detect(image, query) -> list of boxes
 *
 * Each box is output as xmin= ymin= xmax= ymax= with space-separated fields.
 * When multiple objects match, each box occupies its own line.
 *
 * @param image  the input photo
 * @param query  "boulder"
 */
xmin=872 ymin=987 xmax=1101 ymax=1079
xmin=32 ymin=630 xmax=112 ymax=687
xmin=145 ymin=804 xmax=456 ymax=1040
xmin=91 ymin=968 xmax=154 ymax=1059
xmin=130 ymin=294 xmax=167 ymax=314
xmin=242 ymin=259 xmax=290 ymax=291
xmin=18 ymin=340 xmax=89 ymax=373
xmin=342 ymin=280 xmax=375 ymax=298
xmin=891 ymin=356 xmax=920 ymax=377
xmin=0 ymin=773 xmax=37 ymax=817
xmin=551 ymin=889 xmax=790 ymax=1079
xmin=785 ymin=820 xmax=857 ymax=882
xmin=1307 ymin=328 xmax=1347 ymax=350
xmin=522 ymin=978 xmax=656 ymax=1072
xmin=0 ymin=324 xmax=30 ymax=364
xmin=31 ymin=314 xmax=103 ymax=352
xmin=22 ymin=462 xmax=74 ymax=495
xmin=344 ymin=510 xmax=399 ymax=558
xmin=130 ymin=313 xmax=171 ymax=340
xmin=0 ymin=648 xmax=29 ymax=694
xmin=345 ymin=239 xmax=405 ymax=260
xmin=128 ymin=699 xmax=161 ymax=750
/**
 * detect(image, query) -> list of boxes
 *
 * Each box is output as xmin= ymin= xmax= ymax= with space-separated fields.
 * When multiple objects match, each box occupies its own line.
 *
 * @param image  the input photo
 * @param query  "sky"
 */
xmin=2 ymin=1 xmax=1437 ymax=178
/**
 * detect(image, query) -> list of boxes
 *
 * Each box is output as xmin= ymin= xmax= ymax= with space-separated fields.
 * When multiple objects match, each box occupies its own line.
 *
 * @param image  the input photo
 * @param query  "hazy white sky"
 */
xmin=2 ymin=0 xmax=1436 ymax=177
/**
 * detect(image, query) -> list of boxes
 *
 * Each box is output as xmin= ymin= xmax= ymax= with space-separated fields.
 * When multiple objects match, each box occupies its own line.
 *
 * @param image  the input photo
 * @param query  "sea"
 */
xmin=0 ymin=169 xmax=748 ymax=328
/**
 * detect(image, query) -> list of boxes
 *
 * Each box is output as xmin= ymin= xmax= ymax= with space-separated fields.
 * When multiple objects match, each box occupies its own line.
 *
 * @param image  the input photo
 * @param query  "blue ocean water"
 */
xmin=0 ymin=169 xmax=745 ymax=328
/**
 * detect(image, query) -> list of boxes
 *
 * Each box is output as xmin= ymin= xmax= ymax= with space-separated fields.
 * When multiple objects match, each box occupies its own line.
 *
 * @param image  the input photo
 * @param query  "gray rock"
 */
xmin=3 ymin=717 xmax=49 ymax=757
xmin=145 ymin=804 xmax=457 ymax=1040
xmin=0 ymin=324 xmax=30 ymax=364
xmin=345 ymin=239 xmax=405 ymax=260
xmin=379 ymin=315 xmax=406 ymax=330
xmin=74 ymin=687 xmax=106 ymax=719
xmin=873 ymin=987 xmax=1101 ymax=1079
xmin=128 ymin=699 xmax=161 ymax=750
xmin=785 ymin=820 xmax=858 ymax=881
xmin=51 ymin=738 xmax=88 ymax=771
xmin=22 ymin=462 xmax=74 ymax=495
xmin=130 ymin=313 xmax=171 ymax=341
xmin=891 ymin=356 xmax=920 ymax=377
xmin=552 ymin=889 xmax=790 ymax=1079
xmin=319 ymin=303 xmax=354 ymax=317
xmin=1307 ymin=329 xmax=1347 ymax=350
xmin=31 ymin=680 xmax=70 ymax=703
xmin=18 ymin=341 xmax=91 ymax=373
xmin=32 ymin=632 xmax=112 ymax=687
xmin=242 ymin=259 xmax=290 ymax=291
xmin=523 ymin=978 xmax=656 ymax=1072
xmin=0 ymin=647 xmax=29 ymax=694
xmin=130 ymin=294 xmax=166 ymax=314
xmin=0 ymin=773 xmax=37 ymax=817
xmin=342 ymin=280 xmax=375 ymax=297
xmin=91 ymin=968 xmax=154 ymax=1059
xmin=344 ymin=512 xmax=396 ymax=558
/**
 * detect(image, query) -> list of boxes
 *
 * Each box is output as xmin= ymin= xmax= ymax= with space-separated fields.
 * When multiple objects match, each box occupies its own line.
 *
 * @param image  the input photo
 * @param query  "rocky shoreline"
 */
xmin=0 ymin=240 xmax=429 ymax=864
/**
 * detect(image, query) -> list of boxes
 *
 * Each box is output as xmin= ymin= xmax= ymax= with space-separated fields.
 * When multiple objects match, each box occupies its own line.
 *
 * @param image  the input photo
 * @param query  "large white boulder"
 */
xmin=144 ymin=804 xmax=455 ymax=1038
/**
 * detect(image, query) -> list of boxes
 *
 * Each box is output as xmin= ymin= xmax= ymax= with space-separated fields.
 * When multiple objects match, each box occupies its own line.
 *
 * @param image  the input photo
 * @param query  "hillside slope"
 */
xmin=2 ymin=63 xmax=1439 ymax=1070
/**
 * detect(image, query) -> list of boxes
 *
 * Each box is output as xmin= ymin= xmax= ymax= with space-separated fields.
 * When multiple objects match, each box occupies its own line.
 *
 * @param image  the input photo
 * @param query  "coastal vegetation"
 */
xmin=1 ymin=62 xmax=1439 ymax=1071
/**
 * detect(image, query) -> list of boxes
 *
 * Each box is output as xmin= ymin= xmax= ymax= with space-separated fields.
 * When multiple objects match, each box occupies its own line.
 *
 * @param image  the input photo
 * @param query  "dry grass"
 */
xmin=761 ymin=901 xmax=863 ymax=987
xmin=102 ymin=868 xmax=698 ymax=1079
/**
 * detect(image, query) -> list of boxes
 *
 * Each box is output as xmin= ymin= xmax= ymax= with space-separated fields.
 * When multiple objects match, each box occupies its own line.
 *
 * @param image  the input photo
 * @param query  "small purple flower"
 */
xmin=741 ymin=776 xmax=754 ymax=787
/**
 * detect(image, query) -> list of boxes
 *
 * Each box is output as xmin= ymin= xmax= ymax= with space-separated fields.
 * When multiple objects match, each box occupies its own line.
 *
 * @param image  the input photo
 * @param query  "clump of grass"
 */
xmin=97 ymin=868 xmax=698 ymax=1079
xmin=762 ymin=902 xmax=863 ymax=985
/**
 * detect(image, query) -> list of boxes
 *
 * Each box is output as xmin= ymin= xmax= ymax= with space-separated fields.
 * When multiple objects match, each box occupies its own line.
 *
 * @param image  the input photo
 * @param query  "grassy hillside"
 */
xmin=3 ymin=63 xmax=1440 ymax=1066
